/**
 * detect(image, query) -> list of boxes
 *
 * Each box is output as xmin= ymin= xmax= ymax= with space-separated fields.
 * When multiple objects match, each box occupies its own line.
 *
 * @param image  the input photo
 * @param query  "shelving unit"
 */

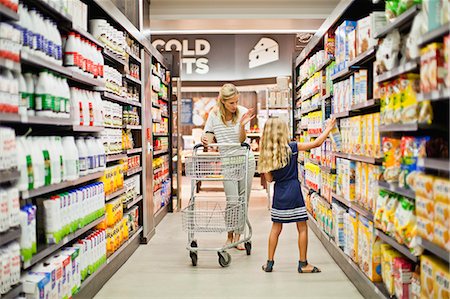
xmin=105 ymin=188 xmax=126 ymax=202
xmin=2 ymin=283 xmax=23 ymax=299
xmin=0 ymin=227 xmax=21 ymax=247
xmin=378 ymin=180 xmax=415 ymax=199
xmin=333 ymin=152 xmax=383 ymax=165
xmin=375 ymin=230 xmax=419 ymax=263
xmin=0 ymin=4 xmax=19 ymax=21
xmin=417 ymin=158 xmax=450 ymax=172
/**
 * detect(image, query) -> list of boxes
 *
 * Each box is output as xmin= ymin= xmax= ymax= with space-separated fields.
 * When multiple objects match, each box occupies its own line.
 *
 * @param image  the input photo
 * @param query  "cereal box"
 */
xmin=434 ymin=201 xmax=450 ymax=228
xmin=355 ymin=162 xmax=363 ymax=203
xmin=434 ymin=261 xmax=450 ymax=299
xmin=415 ymin=174 xmax=435 ymax=200
xmin=348 ymin=209 xmax=359 ymax=263
xmin=368 ymin=165 xmax=382 ymax=212
xmin=416 ymin=195 xmax=435 ymax=219
xmin=348 ymin=29 xmax=357 ymax=62
xmin=433 ymin=178 xmax=450 ymax=204
xmin=421 ymin=255 xmax=439 ymax=299
xmin=358 ymin=216 xmax=382 ymax=282
xmin=433 ymin=222 xmax=450 ymax=251
xmin=373 ymin=113 xmax=381 ymax=158
xmin=359 ymin=70 xmax=368 ymax=104
xmin=393 ymin=257 xmax=414 ymax=299
xmin=381 ymin=244 xmax=403 ymax=296
xmin=361 ymin=163 xmax=369 ymax=208
xmin=417 ymin=216 xmax=434 ymax=242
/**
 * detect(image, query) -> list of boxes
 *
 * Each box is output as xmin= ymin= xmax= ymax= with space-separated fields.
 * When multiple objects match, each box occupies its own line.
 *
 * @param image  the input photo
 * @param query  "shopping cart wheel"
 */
xmin=244 ymin=242 xmax=252 ymax=256
xmin=191 ymin=240 xmax=198 ymax=248
xmin=218 ymin=251 xmax=231 ymax=267
xmin=190 ymin=251 xmax=198 ymax=266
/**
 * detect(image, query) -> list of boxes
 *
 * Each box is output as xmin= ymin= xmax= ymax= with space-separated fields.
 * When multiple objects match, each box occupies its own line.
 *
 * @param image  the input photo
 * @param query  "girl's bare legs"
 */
xmin=296 ymin=221 xmax=320 ymax=272
xmin=226 ymin=232 xmax=233 ymax=245
xmin=268 ymin=222 xmax=283 ymax=260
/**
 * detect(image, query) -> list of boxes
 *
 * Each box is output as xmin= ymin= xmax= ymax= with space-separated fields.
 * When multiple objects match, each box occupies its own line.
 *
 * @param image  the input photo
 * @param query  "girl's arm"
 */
xmin=297 ymin=118 xmax=336 ymax=151
xmin=264 ymin=172 xmax=273 ymax=182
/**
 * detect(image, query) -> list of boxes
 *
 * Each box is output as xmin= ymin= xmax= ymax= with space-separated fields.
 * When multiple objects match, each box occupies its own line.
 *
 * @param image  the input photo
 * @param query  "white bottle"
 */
xmin=63 ymin=32 xmax=78 ymax=71
xmin=70 ymin=87 xmax=80 ymax=125
xmin=62 ymin=78 xmax=70 ymax=118
xmin=42 ymin=17 xmax=52 ymax=61
xmin=23 ymin=73 xmax=35 ymax=116
xmin=28 ymin=9 xmax=40 ymax=55
xmin=75 ymin=138 xmax=88 ymax=176
xmin=35 ymin=71 xmax=52 ymax=117
xmin=15 ymin=137 xmax=28 ymax=191
xmin=30 ymin=137 xmax=44 ymax=189
xmin=0 ymin=189 xmax=9 ymax=232
xmin=18 ymin=73 xmax=28 ymax=116
xmin=96 ymin=138 xmax=106 ymax=170
xmin=85 ymin=138 xmax=96 ymax=173
xmin=62 ymin=136 xmax=79 ymax=181
xmin=7 ymin=71 xmax=19 ymax=113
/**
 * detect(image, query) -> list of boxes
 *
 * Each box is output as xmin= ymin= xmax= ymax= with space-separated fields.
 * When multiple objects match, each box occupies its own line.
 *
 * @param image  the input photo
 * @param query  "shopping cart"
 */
xmin=182 ymin=143 xmax=253 ymax=267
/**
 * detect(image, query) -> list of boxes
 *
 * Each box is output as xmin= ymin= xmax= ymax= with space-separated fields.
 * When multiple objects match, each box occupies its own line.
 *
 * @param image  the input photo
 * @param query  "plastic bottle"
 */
xmin=96 ymin=138 xmax=106 ymax=170
xmin=76 ymin=137 xmax=88 ymax=176
xmin=63 ymin=32 xmax=78 ymax=71
xmin=35 ymin=71 xmax=52 ymax=117
xmin=70 ymin=87 xmax=81 ymax=125
xmin=62 ymin=136 xmax=79 ymax=181
xmin=18 ymin=73 xmax=28 ymax=116
xmin=85 ymin=137 xmax=96 ymax=173
xmin=23 ymin=73 xmax=35 ymax=116
xmin=62 ymin=78 xmax=70 ymax=118
xmin=30 ymin=138 xmax=44 ymax=189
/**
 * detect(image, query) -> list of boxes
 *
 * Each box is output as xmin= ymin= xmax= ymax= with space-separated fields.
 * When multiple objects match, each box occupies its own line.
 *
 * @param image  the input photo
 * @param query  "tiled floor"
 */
xmin=94 ymin=178 xmax=363 ymax=299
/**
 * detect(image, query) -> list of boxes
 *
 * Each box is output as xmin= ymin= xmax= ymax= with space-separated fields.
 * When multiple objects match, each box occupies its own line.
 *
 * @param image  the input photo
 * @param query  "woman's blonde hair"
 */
xmin=217 ymin=83 xmax=240 ymax=125
xmin=258 ymin=118 xmax=292 ymax=173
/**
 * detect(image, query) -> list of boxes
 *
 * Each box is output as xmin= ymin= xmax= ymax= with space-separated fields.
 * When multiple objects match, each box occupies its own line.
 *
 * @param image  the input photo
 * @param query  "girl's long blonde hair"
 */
xmin=258 ymin=118 xmax=292 ymax=173
xmin=217 ymin=83 xmax=240 ymax=125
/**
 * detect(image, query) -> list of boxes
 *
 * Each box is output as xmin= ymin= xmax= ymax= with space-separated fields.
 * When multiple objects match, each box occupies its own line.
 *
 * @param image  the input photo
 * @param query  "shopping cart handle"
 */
xmin=193 ymin=142 xmax=251 ymax=151
xmin=240 ymin=142 xmax=250 ymax=150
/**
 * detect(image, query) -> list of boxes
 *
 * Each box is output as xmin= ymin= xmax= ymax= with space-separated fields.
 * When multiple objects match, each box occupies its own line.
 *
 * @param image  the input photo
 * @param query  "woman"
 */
xmin=202 ymin=83 xmax=256 ymax=250
xmin=258 ymin=117 xmax=335 ymax=272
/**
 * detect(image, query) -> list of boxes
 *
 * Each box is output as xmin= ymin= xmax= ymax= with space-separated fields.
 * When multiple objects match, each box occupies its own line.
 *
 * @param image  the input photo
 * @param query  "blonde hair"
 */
xmin=217 ymin=83 xmax=240 ymax=125
xmin=258 ymin=118 xmax=292 ymax=173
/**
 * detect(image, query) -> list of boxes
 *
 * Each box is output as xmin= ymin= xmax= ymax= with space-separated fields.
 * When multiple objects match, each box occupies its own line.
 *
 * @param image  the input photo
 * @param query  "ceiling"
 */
xmin=148 ymin=0 xmax=340 ymax=34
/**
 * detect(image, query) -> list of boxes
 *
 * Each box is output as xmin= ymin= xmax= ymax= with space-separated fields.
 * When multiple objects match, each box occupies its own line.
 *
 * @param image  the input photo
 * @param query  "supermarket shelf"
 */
xmin=73 ymin=125 xmax=104 ymax=133
xmin=126 ymin=166 xmax=142 ymax=176
xmin=267 ymin=106 xmax=291 ymax=110
xmin=375 ymin=229 xmax=419 ymax=263
xmin=77 ymin=263 xmax=107 ymax=296
xmin=105 ymin=188 xmax=125 ymax=202
xmin=123 ymin=124 xmax=142 ymax=130
xmin=106 ymin=153 xmax=127 ymax=163
xmin=124 ymin=195 xmax=143 ymax=210
xmin=305 ymin=158 xmax=320 ymax=166
xmin=379 ymin=123 xmax=419 ymax=132
xmin=320 ymin=165 xmax=336 ymax=174
xmin=152 ymin=102 xmax=161 ymax=108
xmin=350 ymin=202 xmax=374 ymax=221
xmin=332 ymin=192 xmax=351 ymax=208
xmin=331 ymin=110 xmax=350 ymax=119
xmin=103 ymin=49 xmax=126 ymax=66
xmin=0 ymin=167 xmax=20 ymax=184
xmin=300 ymin=90 xmax=320 ymax=102
xmin=153 ymin=133 xmax=169 ymax=138
xmin=301 ymin=105 xmax=322 ymax=115
xmin=70 ymin=71 xmax=105 ymax=87
xmin=298 ymin=57 xmax=334 ymax=86
xmin=378 ymin=180 xmax=415 ymax=199
xmin=24 ymin=0 xmax=72 ymax=24
xmin=72 ymin=25 xmax=103 ymax=48
xmin=107 ymin=227 xmax=142 ymax=263
xmin=375 ymin=59 xmax=419 ymax=83
xmin=154 ymin=150 xmax=169 ymax=156
xmin=21 ymin=51 xmax=72 ymax=77
xmin=375 ymin=4 xmax=421 ymax=38
xmin=128 ymin=51 xmax=142 ymax=64
xmin=417 ymin=89 xmax=450 ymax=102
xmin=127 ymin=148 xmax=142 ymax=154
xmin=333 ymin=152 xmax=383 ymax=164
xmin=418 ymin=23 xmax=450 ymax=47
xmin=0 ymin=226 xmax=21 ymax=247
xmin=101 ymin=92 xmax=142 ymax=107
xmin=0 ymin=114 xmax=73 ymax=127
xmin=21 ymin=171 xmax=104 ymax=200
xmin=417 ymin=158 xmax=450 ymax=172
xmin=2 ymin=283 xmax=23 ymax=299
xmin=308 ymin=215 xmax=390 ymax=299
xmin=123 ymin=74 xmax=142 ymax=86
xmin=313 ymin=191 xmax=331 ymax=209
xmin=0 ymin=58 xmax=20 ymax=72
xmin=418 ymin=238 xmax=450 ymax=264
xmin=23 ymin=216 xmax=105 ymax=270
xmin=351 ymin=99 xmax=380 ymax=111
xmin=104 ymin=124 xmax=122 ymax=129
xmin=331 ymin=47 xmax=377 ymax=82
xmin=0 ymin=4 xmax=19 ymax=21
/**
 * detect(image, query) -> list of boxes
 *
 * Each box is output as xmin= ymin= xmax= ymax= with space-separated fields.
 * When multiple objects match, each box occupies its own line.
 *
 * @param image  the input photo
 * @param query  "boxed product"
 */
xmin=434 ymin=260 xmax=450 ymax=299
xmin=382 ymin=137 xmax=402 ymax=183
xmin=348 ymin=29 xmax=357 ymax=62
xmin=348 ymin=209 xmax=359 ymax=263
xmin=414 ymin=173 xmax=435 ymax=200
xmin=420 ymin=43 xmax=446 ymax=93
xmin=360 ymin=163 xmax=369 ymax=208
xmin=381 ymin=244 xmax=403 ymax=296
xmin=368 ymin=165 xmax=382 ymax=212
xmin=22 ymin=272 xmax=51 ymax=299
xmin=332 ymin=203 xmax=346 ymax=248
xmin=358 ymin=216 xmax=382 ymax=282
xmin=355 ymin=162 xmax=363 ymax=203
xmin=421 ymin=255 xmax=439 ymax=299
xmin=417 ymin=216 xmax=434 ymax=242
xmin=433 ymin=221 xmax=450 ymax=251
xmin=423 ymin=0 xmax=444 ymax=32
xmin=433 ymin=178 xmax=450 ymax=204
xmin=393 ymin=257 xmax=414 ymax=299
xmin=324 ymin=32 xmax=335 ymax=58
xmin=416 ymin=195 xmax=435 ymax=219
xmin=357 ymin=12 xmax=387 ymax=55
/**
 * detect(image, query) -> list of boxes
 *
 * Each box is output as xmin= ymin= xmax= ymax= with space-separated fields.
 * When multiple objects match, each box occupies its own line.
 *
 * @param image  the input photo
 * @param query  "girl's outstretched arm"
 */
xmin=297 ymin=118 xmax=336 ymax=151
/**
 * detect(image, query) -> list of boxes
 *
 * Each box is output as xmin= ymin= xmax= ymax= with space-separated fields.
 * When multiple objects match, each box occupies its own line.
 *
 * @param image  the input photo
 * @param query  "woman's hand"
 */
xmin=240 ymin=108 xmax=256 ymax=127
xmin=201 ymin=134 xmax=209 ymax=146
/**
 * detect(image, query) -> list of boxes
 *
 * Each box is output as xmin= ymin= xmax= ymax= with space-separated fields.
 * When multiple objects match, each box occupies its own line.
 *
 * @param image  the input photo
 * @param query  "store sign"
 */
xmin=151 ymin=34 xmax=296 ymax=81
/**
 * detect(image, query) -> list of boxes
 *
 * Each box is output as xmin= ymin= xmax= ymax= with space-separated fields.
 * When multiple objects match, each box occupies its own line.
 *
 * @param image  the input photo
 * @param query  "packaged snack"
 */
xmin=418 ymin=100 xmax=434 ymax=125
xmin=355 ymin=162 xmax=363 ymax=203
xmin=393 ymin=82 xmax=402 ymax=124
xmin=375 ymin=189 xmax=389 ymax=229
xmin=381 ymin=243 xmax=403 ymax=296
xmin=358 ymin=216 xmax=382 ymax=282
xmin=382 ymin=137 xmax=402 ymax=183
xmin=386 ymin=0 xmax=400 ymax=22
xmin=400 ymin=74 xmax=420 ymax=124
xmin=394 ymin=197 xmax=423 ymax=255
xmin=445 ymin=35 xmax=450 ymax=88
xmin=433 ymin=178 xmax=450 ymax=204
xmin=413 ymin=173 xmax=435 ymax=199
xmin=368 ymin=165 xmax=382 ymax=212
xmin=382 ymin=193 xmax=399 ymax=235
xmin=376 ymin=30 xmax=401 ymax=74
xmin=411 ymin=265 xmax=421 ymax=299
xmin=348 ymin=29 xmax=357 ymax=62
xmin=348 ymin=209 xmax=359 ymax=263
xmin=404 ymin=12 xmax=426 ymax=61
xmin=421 ymin=43 xmax=446 ymax=93
xmin=415 ymin=195 xmax=434 ymax=219
xmin=433 ymin=222 xmax=450 ymax=251
xmin=374 ymin=113 xmax=382 ymax=158
xmin=393 ymin=257 xmax=414 ymax=299
xmin=399 ymin=136 xmax=428 ymax=190
xmin=434 ymin=260 xmax=450 ymax=299
xmin=324 ymin=32 xmax=335 ymax=58
xmin=434 ymin=200 xmax=450 ymax=228
xmin=417 ymin=216 xmax=434 ymax=242
xmin=421 ymin=255 xmax=439 ymax=299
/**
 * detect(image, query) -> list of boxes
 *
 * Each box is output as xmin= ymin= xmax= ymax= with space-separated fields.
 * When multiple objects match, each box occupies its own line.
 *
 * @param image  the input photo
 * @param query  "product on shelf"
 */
xmin=123 ymin=175 xmax=140 ymax=204
xmin=122 ymin=130 xmax=135 ymax=151
xmin=0 ymin=127 xmax=17 ymax=172
xmin=420 ymin=254 xmax=450 ymax=299
xmin=153 ymin=137 xmax=169 ymax=152
xmin=0 ymin=21 xmax=21 ymax=64
xmin=40 ymin=182 xmax=105 ymax=244
xmin=104 ymin=65 xmax=123 ymax=96
xmin=89 ymin=19 xmax=126 ymax=58
xmin=128 ymin=63 xmax=139 ymax=80
xmin=102 ymin=100 xmax=122 ymax=127
xmin=420 ymin=42 xmax=446 ymax=94
xmin=339 ymin=113 xmax=381 ymax=157
xmin=356 ymin=12 xmax=386 ymax=55
xmin=100 ymin=163 xmax=125 ymax=196
xmin=127 ymin=155 xmax=140 ymax=171
xmin=71 ymin=88 xmax=104 ymax=126
xmin=0 ymin=186 xmax=20 ymax=233
xmin=332 ymin=69 xmax=369 ymax=114
xmin=123 ymin=106 xmax=139 ymax=125
xmin=101 ymin=128 xmax=122 ymax=154
xmin=19 ymin=204 xmax=37 ymax=263
xmin=124 ymin=206 xmax=139 ymax=234
xmin=75 ymin=137 xmax=106 ymax=176
xmin=0 ymin=241 xmax=21 ymax=295
xmin=358 ymin=216 xmax=382 ymax=282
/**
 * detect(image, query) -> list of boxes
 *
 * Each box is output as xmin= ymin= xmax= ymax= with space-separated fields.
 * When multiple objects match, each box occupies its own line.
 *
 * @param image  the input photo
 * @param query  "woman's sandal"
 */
xmin=262 ymin=260 xmax=274 ymax=272
xmin=298 ymin=260 xmax=321 ymax=273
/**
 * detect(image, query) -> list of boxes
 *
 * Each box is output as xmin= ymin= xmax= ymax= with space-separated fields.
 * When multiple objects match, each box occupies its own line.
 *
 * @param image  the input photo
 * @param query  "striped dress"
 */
xmin=270 ymin=142 xmax=308 ymax=223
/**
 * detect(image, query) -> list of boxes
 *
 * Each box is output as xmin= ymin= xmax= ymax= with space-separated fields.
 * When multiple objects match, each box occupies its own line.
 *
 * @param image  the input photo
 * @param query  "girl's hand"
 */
xmin=240 ymin=108 xmax=256 ymax=126
xmin=326 ymin=117 xmax=336 ymax=131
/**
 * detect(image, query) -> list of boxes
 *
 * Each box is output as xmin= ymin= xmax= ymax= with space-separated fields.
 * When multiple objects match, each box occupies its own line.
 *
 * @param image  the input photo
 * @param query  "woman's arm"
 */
xmin=297 ymin=118 xmax=336 ymax=151
xmin=264 ymin=172 xmax=273 ymax=182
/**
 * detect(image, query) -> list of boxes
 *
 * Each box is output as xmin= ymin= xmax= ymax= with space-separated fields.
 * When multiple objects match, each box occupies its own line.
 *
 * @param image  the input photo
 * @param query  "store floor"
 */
xmin=94 ymin=178 xmax=363 ymax=299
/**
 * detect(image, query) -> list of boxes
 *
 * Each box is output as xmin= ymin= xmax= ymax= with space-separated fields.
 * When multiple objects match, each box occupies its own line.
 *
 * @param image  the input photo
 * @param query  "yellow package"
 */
xmin=106 ymin=227 xmax=114 ymax=255
xmin=349 ymin=210 xmax=359 ymax=264
xmin=417 ymin=216 xmax=434 ymax=242
xmin=373 ymin=113 xmax=381 ymax=157
xmin=421 ymin=255 xmax=439 ymax=299
xmin=381 ymin=244 xmax=402 ymax=296
xmin=416 ymin=195 xmax=435 ymax=219
xmin=355 ymin=162 xmax=363 ymax=203
xmin=354 ymin=116 xmax=362 ymax=155
xmin=358 ymin=216 xmax=382 ymax=282
xmin=361 ymin=163 xmax=369 ymax=209
xmin=434 ymin=261 xmax=450 ymax=299
xmin=434 ymin=201 xmax=450 ymax=228
xmin=415 ymin=174 xmax=435 ymax=200
xmin=433 ymin=223 xmax=450 ymax=251
xmin=392 ymin=82 xmax=402 ymax=124
xmin=122 ymin=218 xmax=129 ymax=241
xmin=368 ymin=165 xmax=382 ymax=212
xmin=393 ymin=197 xmax=423 ymax=255
xmin=382 ymin=194 xmax=398 ymax=235
xmin=365 ymin=114 xmax=374 ymax=156
xmin=400 ymin=74 xmax=420 ymax=124
xmin=360 ymin=115 xmax=367 ymax=156
xmin=434 ymin=178 xmax=450 ymax=204
xmin=375 ymin=190 xmax=389 ymax=230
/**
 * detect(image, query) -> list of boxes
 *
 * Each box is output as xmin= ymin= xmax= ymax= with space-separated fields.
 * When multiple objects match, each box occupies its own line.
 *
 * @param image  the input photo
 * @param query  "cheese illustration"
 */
xmin=249 ymin=38 xmax=279 ymax=69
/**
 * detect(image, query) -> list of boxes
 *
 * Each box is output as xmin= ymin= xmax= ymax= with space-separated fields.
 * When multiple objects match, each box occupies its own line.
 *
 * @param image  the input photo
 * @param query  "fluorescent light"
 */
xmin=147 ymin=29 xmax=317 ymax=35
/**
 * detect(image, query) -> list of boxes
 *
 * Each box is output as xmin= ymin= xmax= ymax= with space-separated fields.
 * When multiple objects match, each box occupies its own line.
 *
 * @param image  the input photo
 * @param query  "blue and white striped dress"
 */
xmin=271 ymin=142 xmax=308 ymax=223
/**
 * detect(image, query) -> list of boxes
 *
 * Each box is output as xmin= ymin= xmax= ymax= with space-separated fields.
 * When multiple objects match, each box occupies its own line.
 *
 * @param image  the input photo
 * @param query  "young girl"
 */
xmin=258 ymin=117 xmax=336 ymax=273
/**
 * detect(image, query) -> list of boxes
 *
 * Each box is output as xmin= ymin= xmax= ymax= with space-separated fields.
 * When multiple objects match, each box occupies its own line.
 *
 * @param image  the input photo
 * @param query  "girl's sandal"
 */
xmin=262 ymin=260 xmax=274 ymax=272
xmin=298 ymin=260 xmax=321 ymax=273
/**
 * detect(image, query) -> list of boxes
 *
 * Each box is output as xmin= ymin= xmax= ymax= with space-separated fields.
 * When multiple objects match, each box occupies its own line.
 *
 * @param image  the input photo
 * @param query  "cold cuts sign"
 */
xmin=151 ymin=34 xmax=295 ymax=81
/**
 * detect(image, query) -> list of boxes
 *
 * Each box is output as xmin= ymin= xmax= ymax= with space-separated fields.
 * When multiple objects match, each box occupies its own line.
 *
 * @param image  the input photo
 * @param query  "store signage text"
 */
xmin=152 ymin=39 xmax=211 ymax=75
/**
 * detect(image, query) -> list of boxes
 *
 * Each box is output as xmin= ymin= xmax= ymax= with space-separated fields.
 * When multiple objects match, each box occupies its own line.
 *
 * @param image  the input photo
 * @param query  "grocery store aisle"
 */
xmin=94 ymin=178 xmax=363 ymax=299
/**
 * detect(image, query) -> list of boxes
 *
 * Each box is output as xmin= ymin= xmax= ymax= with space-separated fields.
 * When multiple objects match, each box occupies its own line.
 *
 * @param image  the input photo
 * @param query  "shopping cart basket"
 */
xmin=182 ymin=143 xmax=253 ymax=267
